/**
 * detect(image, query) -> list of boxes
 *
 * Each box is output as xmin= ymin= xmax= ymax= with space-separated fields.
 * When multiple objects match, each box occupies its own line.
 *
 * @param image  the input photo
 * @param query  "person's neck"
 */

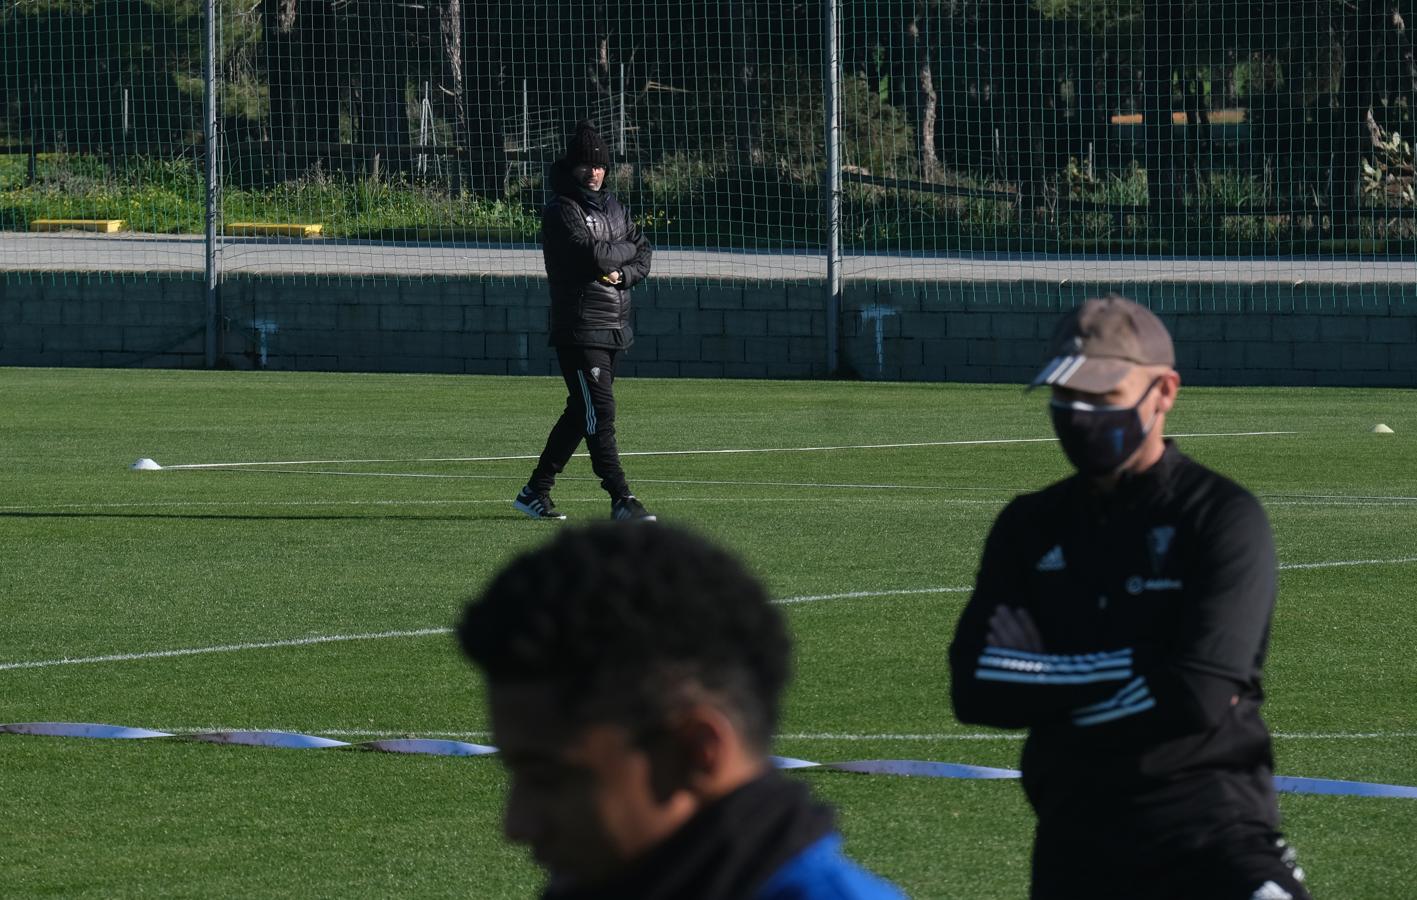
xmin=622 ymin=756 xmax=770 ymax=872
xmin=1089 ymin=434 xmax=1167 ymax=492
xmin=695 ymin=756 xmax=771 ymax=805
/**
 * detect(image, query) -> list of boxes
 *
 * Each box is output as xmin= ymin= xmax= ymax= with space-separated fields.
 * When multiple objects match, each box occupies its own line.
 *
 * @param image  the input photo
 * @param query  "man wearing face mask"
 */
xmin=949 ymin=295 xmax=1309 ymax=900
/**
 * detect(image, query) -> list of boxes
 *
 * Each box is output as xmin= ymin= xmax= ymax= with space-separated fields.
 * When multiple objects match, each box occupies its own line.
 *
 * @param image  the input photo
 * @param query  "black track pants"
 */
xmin=528 ymin=346 xmax=630 ymax=499
xmin=1031 ymin=826 xmax=1311 ymax=900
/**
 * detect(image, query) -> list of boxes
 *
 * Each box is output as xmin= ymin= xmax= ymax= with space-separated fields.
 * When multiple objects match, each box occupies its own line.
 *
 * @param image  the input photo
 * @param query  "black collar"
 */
xmin=543 ymin=773 xmax=834 ymax=900
xmin=1078 ymin=439 xmax=1185 ymax=512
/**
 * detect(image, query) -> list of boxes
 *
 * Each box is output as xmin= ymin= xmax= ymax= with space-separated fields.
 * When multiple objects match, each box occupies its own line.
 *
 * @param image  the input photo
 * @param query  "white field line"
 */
xmin=0 ymin=587 xmax=971 ymax=672
xmin=147 ymin=727 xmax=497 ymax=739
xmin=774 ymin=587 xmax=971 ymax=606
xmin=4 ymin=554 xmax=1412 ymax=673
xmin=136 ymin=727 xmax=1417 ymax=742
xmin=1264 ymin=493 xmax=1417 ymax=503
xmin=621 ymin=477 xmax=1010 ymax=493
xmin=0 ymin=628 xmax=452 ymax=672
xmin=1265 ymin=501 xmax=1417 ymax=508
xmin=1279 ymin=556 xmax=1417 ymax=571
xmin=148 ymin=431 xmax=1297 ymax=471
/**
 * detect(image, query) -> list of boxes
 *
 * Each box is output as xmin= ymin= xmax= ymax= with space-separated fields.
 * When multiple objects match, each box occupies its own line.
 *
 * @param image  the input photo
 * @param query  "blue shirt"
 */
xmin=757 ymin=834 xmax=907 ymax=900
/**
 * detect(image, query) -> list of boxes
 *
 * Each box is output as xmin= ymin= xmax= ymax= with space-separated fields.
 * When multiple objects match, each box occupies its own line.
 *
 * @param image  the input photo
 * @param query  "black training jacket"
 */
xmin=949 ymin=441 xmax=1282 ymax=854
xmin=541 ymin=160 xmax=652 ymax=348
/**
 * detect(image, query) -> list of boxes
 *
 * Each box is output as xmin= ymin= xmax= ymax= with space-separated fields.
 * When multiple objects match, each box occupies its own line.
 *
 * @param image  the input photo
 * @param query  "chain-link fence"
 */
xmin=3 ymin=1 xmax=1416 ymax=282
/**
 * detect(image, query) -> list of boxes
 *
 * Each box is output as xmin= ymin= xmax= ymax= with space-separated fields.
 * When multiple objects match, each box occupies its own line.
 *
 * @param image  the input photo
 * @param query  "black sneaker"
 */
xmin=514 ymin=486 xmax=566 ymax=520
xmin=611 ymin=495 xmax=656 ymax=522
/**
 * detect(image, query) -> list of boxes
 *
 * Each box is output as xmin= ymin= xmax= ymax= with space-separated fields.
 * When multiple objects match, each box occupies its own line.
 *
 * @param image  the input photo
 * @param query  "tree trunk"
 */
xmin=906 ymin=9 xmax=941 ymax=181
xmin=305 ymin=2 xmax=340 ymax=169
xmin=437 ymin=0 xmax=474 ymax=192
xmin=1143 ymin=0 xmax=1184 ymax=238
xmin=1334 ymin=0 xmax=1385 ymax=236
xmin=264 ymin=0 xmax=297 ymax=180
xmin=358 ymin=1 xmax=408 ymax=179
xmin=732 ymin=0 xmax=765 ymax=169
xmin=264 ymin=0 xmax=338 ymax=180
xmin=555 ymin=3 xmax=611 ymax=141
xmin=996 ymin=1 xmax=1046 ymax=220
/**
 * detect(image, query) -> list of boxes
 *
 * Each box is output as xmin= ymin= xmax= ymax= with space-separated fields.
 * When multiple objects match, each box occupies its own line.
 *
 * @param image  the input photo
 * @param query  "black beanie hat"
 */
xmin=565 ymin=120 xmax=611 ymax=168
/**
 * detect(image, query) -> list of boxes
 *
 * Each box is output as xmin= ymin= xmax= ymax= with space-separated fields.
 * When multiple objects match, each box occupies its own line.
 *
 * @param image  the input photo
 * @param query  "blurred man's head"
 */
xmin=1030 ymin=295 xmax=1180 ymax=480
xmin=456 ymin=523 xmax=792 ymax=886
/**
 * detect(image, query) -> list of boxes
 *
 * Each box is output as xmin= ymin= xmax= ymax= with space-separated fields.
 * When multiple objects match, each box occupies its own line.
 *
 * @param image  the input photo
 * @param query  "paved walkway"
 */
xmin=3 ymin=231 xmax=1415 ymax=283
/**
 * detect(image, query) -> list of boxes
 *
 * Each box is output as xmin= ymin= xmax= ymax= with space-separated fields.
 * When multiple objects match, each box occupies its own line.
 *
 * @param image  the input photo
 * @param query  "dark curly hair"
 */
xmin=456 ymin=522 xmax=792 ymax=750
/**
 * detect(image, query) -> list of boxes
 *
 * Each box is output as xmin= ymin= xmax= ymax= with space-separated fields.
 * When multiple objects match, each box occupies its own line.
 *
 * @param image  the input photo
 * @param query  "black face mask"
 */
xmin=1049 ymin=378 xmax=1161 ymax=476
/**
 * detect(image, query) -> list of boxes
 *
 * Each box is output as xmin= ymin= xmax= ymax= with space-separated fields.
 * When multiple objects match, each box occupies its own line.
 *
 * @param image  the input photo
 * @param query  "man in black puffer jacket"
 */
xmin=515 ymin=121 xmax=655 ymax=522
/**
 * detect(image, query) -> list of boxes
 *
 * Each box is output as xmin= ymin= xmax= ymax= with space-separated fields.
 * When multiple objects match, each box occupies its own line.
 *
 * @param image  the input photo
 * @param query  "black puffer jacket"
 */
xmin=541 ymin=160 xmax=653 ymax=348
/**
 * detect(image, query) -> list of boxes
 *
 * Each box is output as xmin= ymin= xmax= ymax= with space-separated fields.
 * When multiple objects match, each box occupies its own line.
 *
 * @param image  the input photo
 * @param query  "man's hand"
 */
xmin=986 ymin=605 xmax=1045 ymax=653
xmin=599 ymin=270 xmax=623 ymax=285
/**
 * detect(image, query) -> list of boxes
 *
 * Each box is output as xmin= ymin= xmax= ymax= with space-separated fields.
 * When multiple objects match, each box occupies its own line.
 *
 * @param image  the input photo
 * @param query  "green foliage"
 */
xmin=1035 ymin=0 xmax=1143 ymax=36
xmin=637 ymin=152 xmax=719 ymax=205
xmin=7 ymin=0 xmax=1417 ymax=259
xmin=224 ymin=174 xmax=541 ymax=241
xmin=0 ymin=152 xmax=541 ymax=238
xmin=843 ymin=73 xmax=915 ymax=178
xmin=1100 ymin=164 xmax=1151 ymax=207
xmin=762 ymin=65 xmax=827 ymax=185
xmin=1231 ymin=56 xmax=1286 ymax=100
xmin=1198 ymin=170 xmax=1268 ymax=209
xmin=841 ymin=175 xmax=1022 ymax=253
xmin=7 ymin=146 xmax=1417 ymax=252
xmin=2 ymin=0 xmax=205 ymax=149
xmin=0 ymin=152 xmax=201 ymax=231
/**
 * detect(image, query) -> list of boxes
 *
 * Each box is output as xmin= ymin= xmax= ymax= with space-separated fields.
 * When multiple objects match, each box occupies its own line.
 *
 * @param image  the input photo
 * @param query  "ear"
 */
xmin=645 ymin=704 xmax=739 ymax=801
xmin=1155 ymin=369 xmax=1181 ymax=415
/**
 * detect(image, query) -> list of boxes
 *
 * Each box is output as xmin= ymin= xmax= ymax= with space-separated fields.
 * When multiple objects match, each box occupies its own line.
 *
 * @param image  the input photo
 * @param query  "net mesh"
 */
xmin=2 ymin=0 xmax=1416 ymax=288
xmin=1 ymin=1 xmax=205 ymax=271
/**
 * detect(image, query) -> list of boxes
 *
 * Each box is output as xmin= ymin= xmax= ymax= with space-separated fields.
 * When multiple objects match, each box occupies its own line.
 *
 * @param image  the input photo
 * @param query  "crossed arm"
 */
xmin=948 ymin=496 xmax=1277 ymax=736
xmin=545 ymin=202 xmax=652 ymax=287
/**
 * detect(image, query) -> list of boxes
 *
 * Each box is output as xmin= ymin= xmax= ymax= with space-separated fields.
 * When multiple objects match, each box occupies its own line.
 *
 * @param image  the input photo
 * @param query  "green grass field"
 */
xmin=2 ymin=367 xmax=1414 ymax=898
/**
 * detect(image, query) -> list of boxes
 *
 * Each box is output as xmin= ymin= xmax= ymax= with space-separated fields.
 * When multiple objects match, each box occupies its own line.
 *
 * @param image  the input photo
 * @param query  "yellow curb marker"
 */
xmin=227 ymin=222 xmax=323 ymax=238
xmin=30 ymin=219 xmax=125 ymax=233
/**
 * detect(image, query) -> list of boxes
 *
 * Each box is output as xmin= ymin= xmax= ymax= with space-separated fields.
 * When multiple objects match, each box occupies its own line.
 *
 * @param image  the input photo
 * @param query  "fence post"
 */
xmin=822 ymin=0 xmax=842 ymax=375
xmin=204 ymin=0 xmax=220 ymax=368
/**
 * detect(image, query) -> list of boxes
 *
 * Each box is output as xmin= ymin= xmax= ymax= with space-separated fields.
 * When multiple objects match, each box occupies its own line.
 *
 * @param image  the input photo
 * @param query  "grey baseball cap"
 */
xmin=1029 ymin=295 xmax=1175 ymax=393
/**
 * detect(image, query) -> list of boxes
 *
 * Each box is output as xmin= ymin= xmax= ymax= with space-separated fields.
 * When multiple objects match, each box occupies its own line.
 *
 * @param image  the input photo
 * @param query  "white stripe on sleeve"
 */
xmin=975 ymin=646 xmax=1133 ymax=685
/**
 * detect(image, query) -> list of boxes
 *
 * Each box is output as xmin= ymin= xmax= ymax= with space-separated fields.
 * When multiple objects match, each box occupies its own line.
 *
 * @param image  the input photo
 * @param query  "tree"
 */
xmin=903 ymin=3 xmax=942 ymax=180
xmin=729 ymin=0 xmax=766 ymax=169
xmin=1142 ymin=0 xmax=1186 ymax=236
xmin=262 ymin=0 xmax=339 ymax=178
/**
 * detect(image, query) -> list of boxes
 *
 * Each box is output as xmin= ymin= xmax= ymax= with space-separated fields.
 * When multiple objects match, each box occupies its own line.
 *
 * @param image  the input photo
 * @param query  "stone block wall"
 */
xmin=838 ymin=281 xmax=1416 ymax=387
xmin=2 ymin=274 xmax=1414 ymax=387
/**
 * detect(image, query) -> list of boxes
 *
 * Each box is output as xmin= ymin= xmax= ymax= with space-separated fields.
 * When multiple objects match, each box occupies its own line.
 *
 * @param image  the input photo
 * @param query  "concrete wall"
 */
xmin=839 ymin=281 xmax=1417 ymax=387
xmin=2 ymin=274 xmax=1414 ymax=386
